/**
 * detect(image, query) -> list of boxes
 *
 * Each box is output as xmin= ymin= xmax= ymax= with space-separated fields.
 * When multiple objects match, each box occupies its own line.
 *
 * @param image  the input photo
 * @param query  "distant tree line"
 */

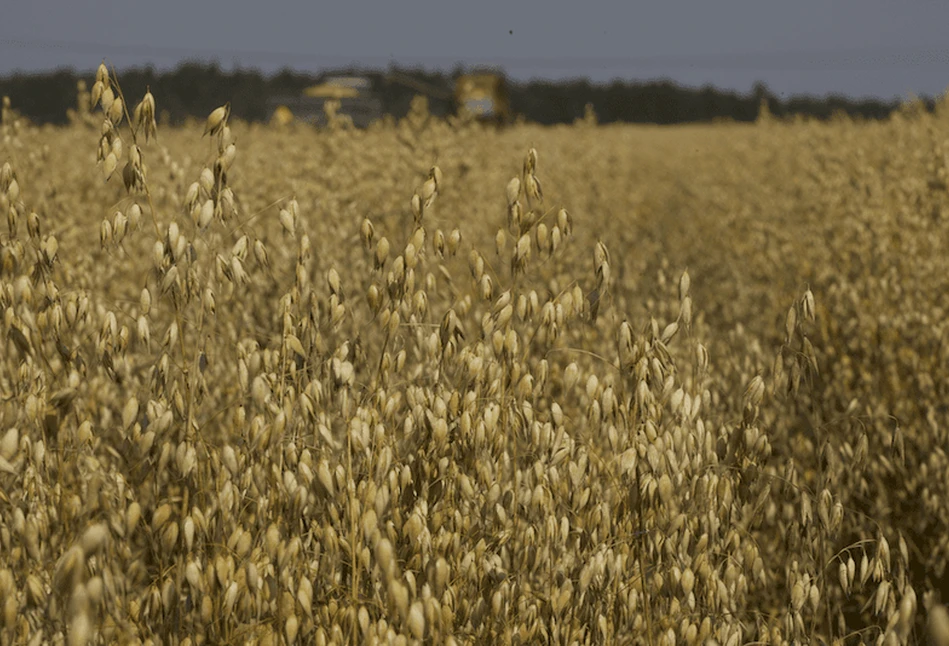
xmin=0 ymin=61 xmax=924 ymax=126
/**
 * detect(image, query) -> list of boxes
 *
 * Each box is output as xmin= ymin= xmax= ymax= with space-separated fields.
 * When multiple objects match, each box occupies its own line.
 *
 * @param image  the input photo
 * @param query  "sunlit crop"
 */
xmin=0 ymin=66 xmax=947 ymax=645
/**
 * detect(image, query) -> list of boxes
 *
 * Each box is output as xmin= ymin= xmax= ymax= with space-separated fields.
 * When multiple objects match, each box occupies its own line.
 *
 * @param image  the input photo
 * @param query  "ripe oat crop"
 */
xmin=0 ymin=69 xmax=947 ymax=645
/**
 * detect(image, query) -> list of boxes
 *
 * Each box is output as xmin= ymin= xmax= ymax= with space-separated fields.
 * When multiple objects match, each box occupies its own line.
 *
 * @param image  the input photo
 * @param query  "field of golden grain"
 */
xmin=0 ymin=66 xmax=947 ymax=645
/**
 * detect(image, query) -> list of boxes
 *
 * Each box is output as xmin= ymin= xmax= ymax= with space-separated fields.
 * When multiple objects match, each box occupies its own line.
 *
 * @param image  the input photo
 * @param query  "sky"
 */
xmin=2 ymin=0 xmax=949 ymax=101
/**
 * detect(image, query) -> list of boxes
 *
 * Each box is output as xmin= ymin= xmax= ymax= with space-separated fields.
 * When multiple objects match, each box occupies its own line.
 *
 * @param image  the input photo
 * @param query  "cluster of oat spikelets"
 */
xmin=0 ymin=65 xmax=947 ymax=645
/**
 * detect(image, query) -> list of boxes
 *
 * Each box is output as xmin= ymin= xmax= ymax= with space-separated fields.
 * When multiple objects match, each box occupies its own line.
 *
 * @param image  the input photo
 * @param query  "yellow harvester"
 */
xmin=453 ymin=73 xmax=511 ymax=125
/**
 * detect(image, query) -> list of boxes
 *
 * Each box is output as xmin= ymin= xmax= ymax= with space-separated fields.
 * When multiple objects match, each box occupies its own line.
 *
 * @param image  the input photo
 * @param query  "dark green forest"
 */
xmin=0 ymin=61 xmax=918 ymax=126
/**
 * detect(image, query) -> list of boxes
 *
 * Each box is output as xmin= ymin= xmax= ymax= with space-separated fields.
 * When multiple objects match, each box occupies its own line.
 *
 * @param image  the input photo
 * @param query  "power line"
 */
xmin=0 ymin=37 xmax=388 ymax=68
xmin=2 ymin=37 xmax=949 ymax=72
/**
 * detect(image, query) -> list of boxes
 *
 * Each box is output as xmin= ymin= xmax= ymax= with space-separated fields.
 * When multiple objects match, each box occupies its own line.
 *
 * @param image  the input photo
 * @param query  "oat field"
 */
xmin=0 ymin=66 xmax=948 ymax=645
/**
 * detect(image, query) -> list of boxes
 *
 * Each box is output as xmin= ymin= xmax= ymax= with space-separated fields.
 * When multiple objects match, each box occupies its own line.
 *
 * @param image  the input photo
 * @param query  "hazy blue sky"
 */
xmin=2 ymin=0 xmax=949 ymax=100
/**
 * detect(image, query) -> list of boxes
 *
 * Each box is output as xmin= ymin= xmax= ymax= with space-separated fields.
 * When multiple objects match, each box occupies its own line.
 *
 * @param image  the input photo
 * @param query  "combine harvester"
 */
xmin=386 ymin=69 xmax=512 ymax=126
xmin=452 ymin=72 xmax=511 ymax=125
xmin=268 ymin=70 xmax=512 ymax=127
xmin=267 ymin=75 xmax=383 ymax=128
